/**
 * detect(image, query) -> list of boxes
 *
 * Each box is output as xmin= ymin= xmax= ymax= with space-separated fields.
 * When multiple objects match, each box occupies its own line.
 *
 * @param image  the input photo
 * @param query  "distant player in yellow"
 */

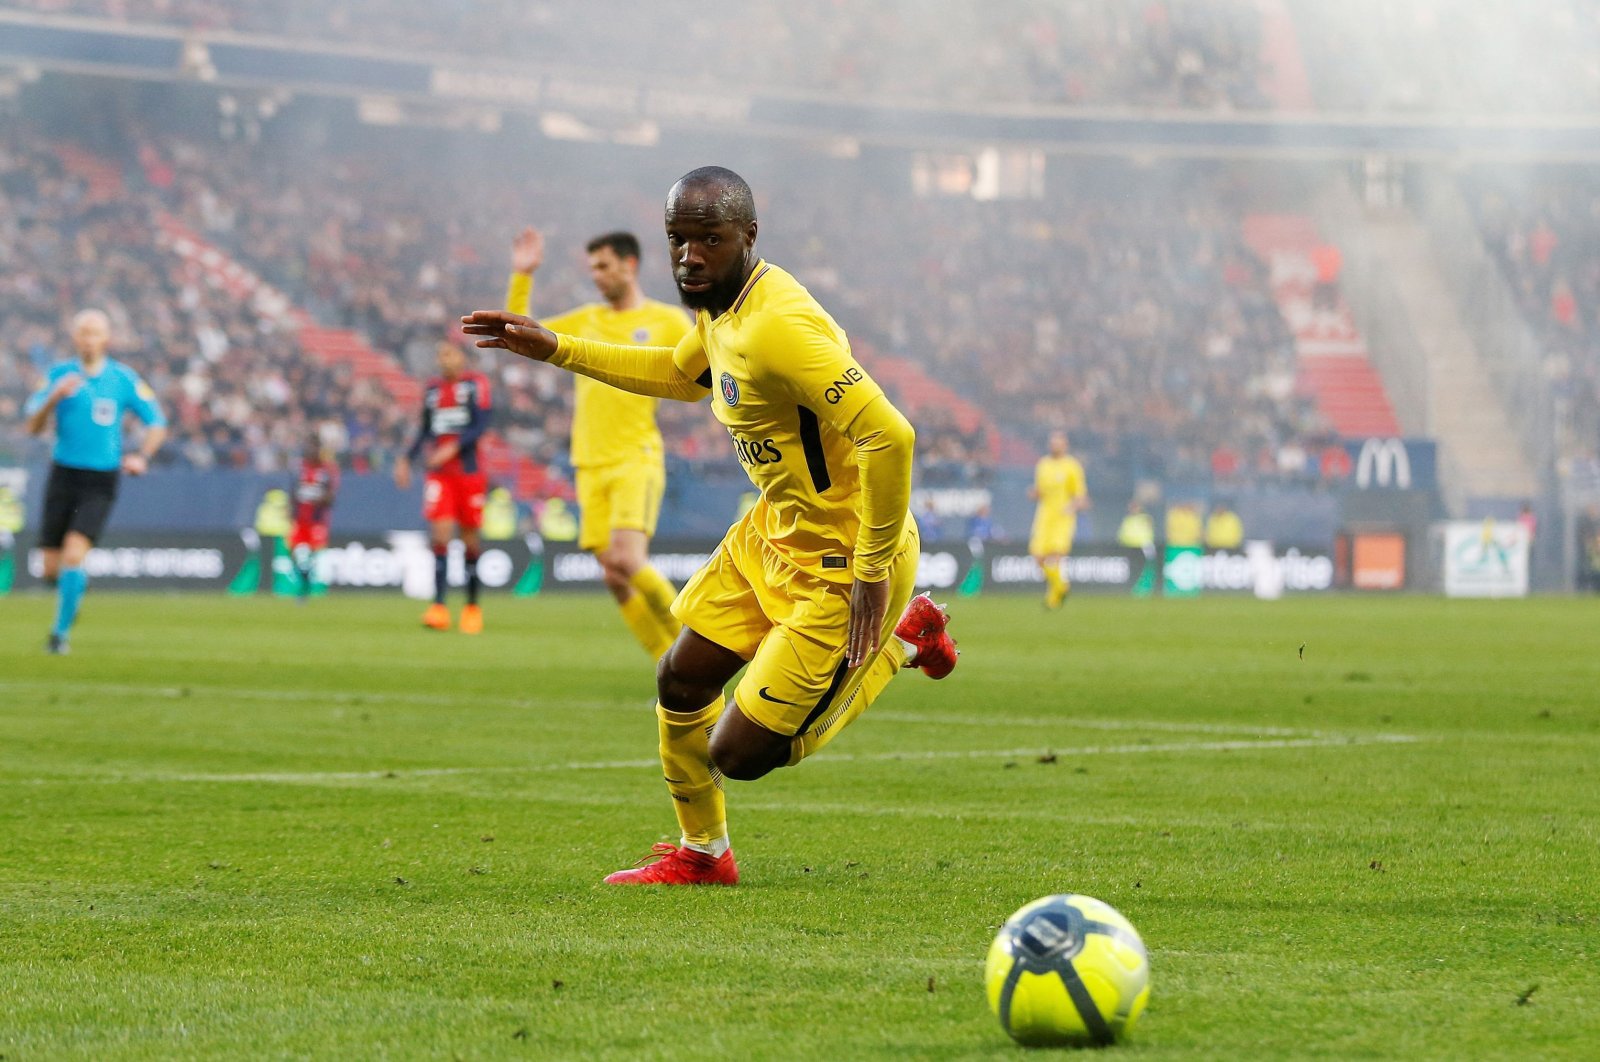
xmin=465 ymin=166 xmax=958 ymax=885
xmin=1029 ymin=431 xmax=1089 ymax=609
xmin=507 ymin=227 xmax=690 ymax=658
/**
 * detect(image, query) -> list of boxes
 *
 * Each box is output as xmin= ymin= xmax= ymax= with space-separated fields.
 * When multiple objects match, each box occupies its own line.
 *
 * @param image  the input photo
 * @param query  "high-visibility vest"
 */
xmin=255 ymin=489 xmax=292 ymax=537
xmin=1117 ymin=512 xmax=1154 ymax=550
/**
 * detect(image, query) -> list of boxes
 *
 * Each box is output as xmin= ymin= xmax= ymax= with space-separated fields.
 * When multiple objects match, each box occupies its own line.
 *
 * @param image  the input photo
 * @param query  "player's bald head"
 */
xmin=72 ymin=308 xmax=110 ymax=332
xmin=667 ymin=166 xmax=756 ymax=225
xmin=71 ymin=308 xmax=111 ymax=358
xmin=665 ymin=166 xmax=761 ymax=315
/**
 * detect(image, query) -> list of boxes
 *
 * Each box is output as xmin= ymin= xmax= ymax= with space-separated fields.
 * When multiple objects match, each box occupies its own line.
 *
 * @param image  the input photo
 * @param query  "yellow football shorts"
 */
xmin=672 ymin=511 xmax=921 ymax=737
xmin=1029 ymin=513 xmax=1076 ymax=559
xmin=575 ymin=459 xmax=665 ymax=552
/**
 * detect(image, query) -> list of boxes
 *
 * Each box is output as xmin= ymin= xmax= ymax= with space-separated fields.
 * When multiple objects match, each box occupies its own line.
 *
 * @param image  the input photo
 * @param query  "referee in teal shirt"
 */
xmin=23 ymin=310 xmax=167 ymax=654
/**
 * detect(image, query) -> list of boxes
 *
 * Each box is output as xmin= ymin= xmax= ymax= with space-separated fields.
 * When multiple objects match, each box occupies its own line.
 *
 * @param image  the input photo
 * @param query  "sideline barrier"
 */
xmin=4 ymin=533 xmax=1345 ymax=596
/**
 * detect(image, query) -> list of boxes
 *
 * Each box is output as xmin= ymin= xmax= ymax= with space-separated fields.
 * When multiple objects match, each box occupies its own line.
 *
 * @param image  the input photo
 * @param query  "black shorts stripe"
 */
xmin=695 ymin=368 xmax=713 ymax=389
xmin=1056 ymin=964 xmax=1114 ymax=1045
xmin=796 ymin=406 xmax=831 ymax=493
xmin=796 ymin=658 xmax=851 ymax=736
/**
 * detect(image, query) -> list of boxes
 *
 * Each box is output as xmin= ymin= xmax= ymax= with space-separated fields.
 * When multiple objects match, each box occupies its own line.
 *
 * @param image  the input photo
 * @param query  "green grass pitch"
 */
xmin=1 ymin=591 xmax=1597 ymax=1059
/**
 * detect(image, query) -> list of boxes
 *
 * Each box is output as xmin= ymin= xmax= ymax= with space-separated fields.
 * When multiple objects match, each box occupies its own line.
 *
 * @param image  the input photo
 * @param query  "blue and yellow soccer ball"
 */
xmin=985 ymin=894 xmax=1150 ymax=1047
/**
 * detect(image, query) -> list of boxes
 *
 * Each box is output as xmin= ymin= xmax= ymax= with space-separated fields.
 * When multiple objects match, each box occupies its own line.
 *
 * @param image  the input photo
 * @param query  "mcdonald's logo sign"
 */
xmin=1356 ymin=438 xmax=1411 ymax=489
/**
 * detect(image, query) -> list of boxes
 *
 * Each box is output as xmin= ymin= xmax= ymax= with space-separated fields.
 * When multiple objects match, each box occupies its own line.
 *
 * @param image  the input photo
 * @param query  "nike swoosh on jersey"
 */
xmin=757 ymin=687 xmax=794 ymax=705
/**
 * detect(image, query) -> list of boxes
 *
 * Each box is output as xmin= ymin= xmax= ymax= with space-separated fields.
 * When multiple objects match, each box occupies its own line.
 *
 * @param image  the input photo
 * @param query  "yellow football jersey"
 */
xmin=1034 ymin=454 xmax=1086 ymax=517
xmin=550 ymin=260 xmax=915 ymax=583
xmin=507 ymin=273 xmax=689 ymax=468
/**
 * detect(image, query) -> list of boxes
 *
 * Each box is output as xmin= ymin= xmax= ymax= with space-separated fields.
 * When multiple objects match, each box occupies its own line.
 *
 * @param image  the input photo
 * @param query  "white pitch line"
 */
xmin=868 ymin=711 xmax=1316 ymax=738
xmin=825 ymin=734 xmax=1418 ymax=761
xmin=4 ymin=681 xmax=1316 ymax=738
xmin=8 ymin=733 xmax=1417 ymax=788
xmin=0 ymin=679 xmax=630 ymax=713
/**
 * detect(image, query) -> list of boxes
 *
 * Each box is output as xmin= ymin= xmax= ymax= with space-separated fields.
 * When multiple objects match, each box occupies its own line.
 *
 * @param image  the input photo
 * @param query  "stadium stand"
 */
xmin=0 ymin=0 xmax=1275 ymax=110
xmin=1240 ymin=214 xmax=1401 ymax=438
xmin=1468 ymin=170 xmax=1600 ymax=472
xmin=4 ymin=107 xmax=1401 ymax=498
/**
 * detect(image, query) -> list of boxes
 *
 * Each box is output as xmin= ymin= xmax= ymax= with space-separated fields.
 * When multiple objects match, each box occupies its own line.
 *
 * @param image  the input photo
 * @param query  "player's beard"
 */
xmin=676 ymin=271 xmax=747 ymax=316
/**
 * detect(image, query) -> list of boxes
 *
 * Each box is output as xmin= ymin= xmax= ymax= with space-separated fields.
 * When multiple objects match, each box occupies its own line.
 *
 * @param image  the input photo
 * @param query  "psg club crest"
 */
xmin=632 ymin=327 xmax=650 ymax=343
xmin=720 ymin=372 xmax=740 ymax=406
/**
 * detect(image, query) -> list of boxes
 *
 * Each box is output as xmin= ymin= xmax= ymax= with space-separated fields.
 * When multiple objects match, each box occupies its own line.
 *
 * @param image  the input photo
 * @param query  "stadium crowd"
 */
xmin=6 ymin=112 xmax=1336 ymax=498
xmin=783 ymin=169 xmax=1318 ymax=487
xmin=152 ymin=122 xmax=1331 ymax=488
xmin=15 ymin=0 xmax=1600 ymax=117
xmin=0 ymin=127 xmax=415 ymax=472
xmin=1470 ymin=171 xmax=1600 ymax=478
xmin=2 ymin=0 xmax=1271 ymax=111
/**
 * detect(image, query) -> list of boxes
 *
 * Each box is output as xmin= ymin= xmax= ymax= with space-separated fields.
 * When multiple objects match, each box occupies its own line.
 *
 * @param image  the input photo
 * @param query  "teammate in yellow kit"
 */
xmin=464 ymin=166 xmax=958 ymax=885
xmin=1029 ymin=430 xmax=1090 ymax=609
xmin=506 ymin=228 xmax=690 ymax=658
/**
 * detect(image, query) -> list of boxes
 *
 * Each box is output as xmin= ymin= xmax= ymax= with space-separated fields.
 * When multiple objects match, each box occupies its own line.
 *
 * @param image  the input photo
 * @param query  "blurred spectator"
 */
xmin=0 ymin=0 xmax=1274 ymax=112
xmin=1471 ymin=170 xmax=1600 ymax=476
xmin=1165 ymin=501 xmax=1204 ymax=546
xmin=967 ymin=503 xmax=1002 ymax=548
xmin=4 ymin=106 xmax=1337 ymax=498
xmin=1116 ymin=500 xmax=1156 ymax=552
xmin=914 ymin=496 xmax=945 ymax=542
xmin=537 ymin=497 xmax=578 ymax=541
xmin=1580 ymin=503 xmax=1600 ymax=591
xmin=1203 ymin=501 xmax=1244 ymax=548
xmin=1310 ymin=242 xmax=1342 ymax=312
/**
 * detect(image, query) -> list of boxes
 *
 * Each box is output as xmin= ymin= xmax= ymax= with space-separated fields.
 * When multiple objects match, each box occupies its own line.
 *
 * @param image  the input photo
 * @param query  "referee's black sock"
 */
xmin=465 ymin=550 xmax=480 ymax=606
xmin=433 ymin=545 xmax=448 ymax=604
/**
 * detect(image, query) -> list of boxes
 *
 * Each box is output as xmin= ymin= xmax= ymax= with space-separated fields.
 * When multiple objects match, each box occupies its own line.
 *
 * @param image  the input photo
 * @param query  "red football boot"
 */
xmin=894 ymin=592 xmax=959 ymax=679
xmin=602 ymin=842 xmax=740 ymax=886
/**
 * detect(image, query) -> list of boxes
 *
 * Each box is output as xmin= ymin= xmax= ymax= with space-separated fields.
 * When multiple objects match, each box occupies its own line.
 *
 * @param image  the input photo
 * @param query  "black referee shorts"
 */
xmin=39 ymin=463 xmax=120 ymax=549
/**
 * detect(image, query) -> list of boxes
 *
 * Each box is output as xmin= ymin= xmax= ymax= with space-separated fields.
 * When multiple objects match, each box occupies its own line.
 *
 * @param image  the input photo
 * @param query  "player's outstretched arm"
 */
xmin=461 ymin=311 xmax=710 ymax=403
xmin=462 ymin=311 xmax=559 ymax=361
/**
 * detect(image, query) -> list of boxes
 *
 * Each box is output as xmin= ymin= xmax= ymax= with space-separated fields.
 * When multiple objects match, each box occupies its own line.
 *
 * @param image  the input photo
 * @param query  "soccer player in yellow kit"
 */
xmin=506 ymin=228 xmax=689 ymax=658
xmin=464 ymin=166 xmax=958 ymax=885
xmin=1029 ymin=430 xmax=1090 ymax=609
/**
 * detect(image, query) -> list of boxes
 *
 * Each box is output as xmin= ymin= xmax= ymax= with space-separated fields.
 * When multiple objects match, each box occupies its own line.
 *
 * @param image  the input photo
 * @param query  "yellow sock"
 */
xmin=788 ymin=641 xmax=906 ymax=766
xmin=618 ymin=593 xmax=674 ymax=658
xmin=657 ymin=698 xmax=727 ymax=847
xmin=1042 ymin=565 xmax=1064 ymax=605
xmin=630 ymin=564 xmax=678 ymax=624
xmin=630 ymin=564 xmax=682 ymax=650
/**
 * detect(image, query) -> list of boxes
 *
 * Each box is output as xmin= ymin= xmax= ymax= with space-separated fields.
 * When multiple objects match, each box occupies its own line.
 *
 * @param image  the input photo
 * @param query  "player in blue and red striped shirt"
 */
xmin=289 ymin=435 xmax=339 ymax=601
xmin=394 ymin=341 xmax=493 ymax=633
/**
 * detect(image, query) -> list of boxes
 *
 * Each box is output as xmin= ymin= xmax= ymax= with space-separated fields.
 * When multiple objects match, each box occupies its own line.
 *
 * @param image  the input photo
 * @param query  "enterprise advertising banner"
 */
xmin=3 ymin=533 xmax=1338 ymax=597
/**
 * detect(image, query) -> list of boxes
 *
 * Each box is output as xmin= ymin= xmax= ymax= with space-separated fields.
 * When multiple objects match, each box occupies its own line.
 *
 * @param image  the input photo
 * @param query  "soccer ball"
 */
xmin=985 ymin=894 xmax=1150 ymax=1047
